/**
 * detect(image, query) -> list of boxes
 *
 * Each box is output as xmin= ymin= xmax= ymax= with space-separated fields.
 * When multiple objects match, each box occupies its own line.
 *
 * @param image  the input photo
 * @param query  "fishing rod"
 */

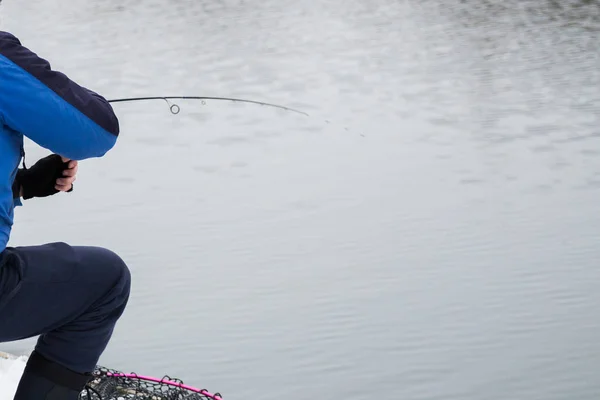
xmin=108 ymin=95 xmax=361 ymax=136
xmin=107 ymin=96 xmax=310 ymax=116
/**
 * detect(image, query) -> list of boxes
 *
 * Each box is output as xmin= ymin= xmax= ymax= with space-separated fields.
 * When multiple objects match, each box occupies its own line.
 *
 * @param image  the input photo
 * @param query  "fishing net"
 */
xmin=80 ymin=366 xmax=223 ymax=400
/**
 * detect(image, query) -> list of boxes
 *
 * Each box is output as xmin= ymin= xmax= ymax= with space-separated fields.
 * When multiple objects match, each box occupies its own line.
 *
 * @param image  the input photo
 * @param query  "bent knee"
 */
xmin=100 ymin=247 xmax=131 ymax=294
xmin=77 ymin=246 xmax=131 ymax=295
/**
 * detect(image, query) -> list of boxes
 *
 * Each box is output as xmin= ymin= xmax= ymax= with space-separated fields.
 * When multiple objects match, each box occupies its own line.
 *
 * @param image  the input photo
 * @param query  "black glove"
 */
xmin=12 ymin=154 xmax=73 ymax=200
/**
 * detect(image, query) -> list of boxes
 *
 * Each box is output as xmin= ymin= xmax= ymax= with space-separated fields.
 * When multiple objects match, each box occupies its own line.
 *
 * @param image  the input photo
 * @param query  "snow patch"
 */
xmin=0 ymin=352 xmax=26 ymax=400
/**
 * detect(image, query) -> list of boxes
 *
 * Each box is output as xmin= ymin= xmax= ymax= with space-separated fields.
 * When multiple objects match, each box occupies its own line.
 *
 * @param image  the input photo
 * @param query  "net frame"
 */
xmin=81 ymin=365 xmax=223 ymax=400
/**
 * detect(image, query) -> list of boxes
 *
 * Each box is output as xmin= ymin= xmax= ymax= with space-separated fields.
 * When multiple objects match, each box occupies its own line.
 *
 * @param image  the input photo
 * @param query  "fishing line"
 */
xmin=107 ymin=96 xmax=361 ymax=136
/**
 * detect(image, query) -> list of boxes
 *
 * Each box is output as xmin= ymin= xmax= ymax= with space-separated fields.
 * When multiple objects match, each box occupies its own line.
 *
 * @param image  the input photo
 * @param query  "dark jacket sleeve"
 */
xmin=0 ymin=31 xmax=119 ymax=160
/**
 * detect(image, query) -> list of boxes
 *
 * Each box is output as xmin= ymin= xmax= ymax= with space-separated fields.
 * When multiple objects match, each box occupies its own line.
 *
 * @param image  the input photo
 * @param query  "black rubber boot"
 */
xmin=13 ymin=351 xmax=92 ymax=400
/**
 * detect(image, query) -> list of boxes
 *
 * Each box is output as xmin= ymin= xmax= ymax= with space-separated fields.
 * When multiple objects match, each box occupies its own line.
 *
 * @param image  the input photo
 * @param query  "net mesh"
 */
xmin=79 ymin=366 xmax=222 ymax=400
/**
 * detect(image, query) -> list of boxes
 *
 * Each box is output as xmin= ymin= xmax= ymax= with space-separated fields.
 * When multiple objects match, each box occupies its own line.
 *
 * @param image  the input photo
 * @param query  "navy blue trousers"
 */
xmin=0 ymin=242 xmax=131 ymax=374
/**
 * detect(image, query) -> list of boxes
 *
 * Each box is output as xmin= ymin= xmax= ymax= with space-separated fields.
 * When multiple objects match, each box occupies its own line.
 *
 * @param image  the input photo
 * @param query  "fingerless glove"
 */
xmin=12 ymin=154 xmax=73 ymax=200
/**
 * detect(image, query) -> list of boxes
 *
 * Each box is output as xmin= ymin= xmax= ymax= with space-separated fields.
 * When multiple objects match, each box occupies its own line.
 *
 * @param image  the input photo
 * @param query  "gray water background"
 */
xmin=2 ymin=0 xmax=600 ymax=399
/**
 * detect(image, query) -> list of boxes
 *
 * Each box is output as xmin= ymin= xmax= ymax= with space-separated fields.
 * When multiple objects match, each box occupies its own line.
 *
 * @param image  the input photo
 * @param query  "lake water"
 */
xmin=1 ymin=0 xmax=600 ymax=399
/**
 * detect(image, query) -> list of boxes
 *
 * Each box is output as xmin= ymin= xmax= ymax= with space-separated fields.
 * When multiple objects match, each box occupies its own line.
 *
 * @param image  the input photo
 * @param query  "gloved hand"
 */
xmin=13 ymin=154 xmax=75 ymax=200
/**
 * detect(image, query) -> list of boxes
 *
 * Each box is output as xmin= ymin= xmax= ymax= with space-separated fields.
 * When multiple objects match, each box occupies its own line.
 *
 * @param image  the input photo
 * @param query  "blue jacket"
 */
xmin=0 ymin=31 xmax=119 ymax=252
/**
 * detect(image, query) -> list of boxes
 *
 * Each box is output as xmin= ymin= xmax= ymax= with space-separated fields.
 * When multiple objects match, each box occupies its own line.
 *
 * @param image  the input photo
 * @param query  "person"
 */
xmin=0 ymin=27 xmax=131 ymax=400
